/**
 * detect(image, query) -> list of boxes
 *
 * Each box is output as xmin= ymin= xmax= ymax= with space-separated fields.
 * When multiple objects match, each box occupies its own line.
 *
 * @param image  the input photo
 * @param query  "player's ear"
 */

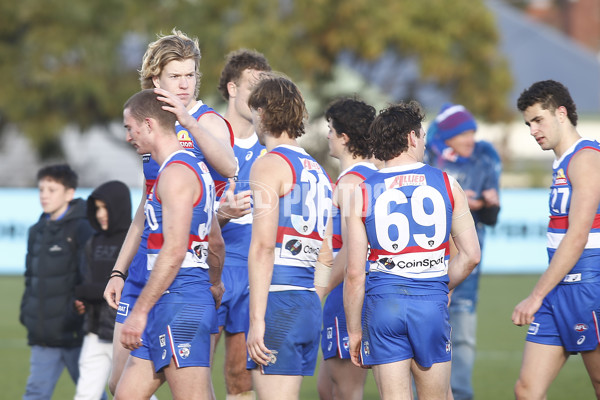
xmin=227 ymin=81 xmax=237 ymax=99
xmin=152 ymin=75 xmax=161 ymax=89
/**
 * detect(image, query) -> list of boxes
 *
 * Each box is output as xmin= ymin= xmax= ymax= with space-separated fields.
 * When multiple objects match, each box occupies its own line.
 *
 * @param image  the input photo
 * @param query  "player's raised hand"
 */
xmin=218 ymin=178 xmax=252 ymax=221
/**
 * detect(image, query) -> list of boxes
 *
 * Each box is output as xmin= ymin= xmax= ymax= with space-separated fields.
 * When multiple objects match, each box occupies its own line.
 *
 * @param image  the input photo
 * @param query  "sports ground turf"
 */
xmin=1 ymin=274 xmax=594 ymax=399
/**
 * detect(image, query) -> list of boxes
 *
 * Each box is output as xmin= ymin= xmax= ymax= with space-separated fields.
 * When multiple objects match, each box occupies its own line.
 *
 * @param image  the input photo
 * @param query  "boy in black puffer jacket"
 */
xmin=20 ymin=164 xmax=94 ymax=400
xmin=73 ymin=180 xmax=131 ymax=400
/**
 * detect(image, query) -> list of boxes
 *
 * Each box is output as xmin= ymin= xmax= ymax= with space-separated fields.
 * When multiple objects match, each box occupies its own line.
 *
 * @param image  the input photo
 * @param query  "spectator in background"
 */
xmin=74 ymin=181 xmax=132 ymax=400
xmin=425 ymin=103 xmax=502 ymax=400
xmin=20 ymin=164 xmax=94 ymax=400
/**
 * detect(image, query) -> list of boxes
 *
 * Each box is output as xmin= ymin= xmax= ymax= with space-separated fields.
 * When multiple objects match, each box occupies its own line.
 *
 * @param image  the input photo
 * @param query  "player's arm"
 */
xmin=120 ymin=164 xmax=199 ymax=350
xmin=448 ymin=179 xmax=481 ymax=291
xmin=246 ymin=154 xmax=285 ymax=365
xmin=512 ymin=148 xmax=600 ymax=326
xmin=207 ymin=216 xmax=225 ymax=309
xmin=103 ymin=183 xmax=146 ymax=309
xmin=155 ymin=88 xmax=236 ymax=178
xmin=343 ymin=185 xmax=368 ymax=368
xmin=325 ymin=173 xmax=365 ymax=292
xmin=315 ymin=215 xmax=334 ymax=300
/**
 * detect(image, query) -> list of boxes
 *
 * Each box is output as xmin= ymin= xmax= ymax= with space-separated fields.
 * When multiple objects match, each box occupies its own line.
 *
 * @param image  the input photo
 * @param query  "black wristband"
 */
xmin=110 ymin=269 xmax=127 ymax=280
xmin=109 ymin=274 xmax=126 ymax=281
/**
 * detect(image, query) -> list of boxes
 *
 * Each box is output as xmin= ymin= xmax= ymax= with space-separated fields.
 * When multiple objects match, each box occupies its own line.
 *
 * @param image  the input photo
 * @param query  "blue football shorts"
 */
xmin=321 ymin=283 xmax=351 ymax=360
xmin=246 ymin=290 xmax=322 ymax=375
xmin=132 ymin=291 xmax=216 ymax=372
xmin=217 ymin=264 xmax=249 ymax=335
xmin=115 ymin=251 xmax=146 ymax=324
xmin=360 ymin=292 xmax=452 ymax=368
xmin=527 ymin=280 xmax=600 ymax=352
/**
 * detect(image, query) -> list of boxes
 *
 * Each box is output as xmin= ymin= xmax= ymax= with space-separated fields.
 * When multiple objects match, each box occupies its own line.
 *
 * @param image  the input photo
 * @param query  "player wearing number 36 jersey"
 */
xmin=245 ymin=75 xmax=334 ymax=400
xmin=344 ymin=102 xmax=481 ymax=400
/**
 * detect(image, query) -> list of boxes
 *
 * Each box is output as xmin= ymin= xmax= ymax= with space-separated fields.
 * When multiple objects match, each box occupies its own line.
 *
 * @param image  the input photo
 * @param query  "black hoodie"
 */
xmin=75 ymin=180 xmax=131 ymax=340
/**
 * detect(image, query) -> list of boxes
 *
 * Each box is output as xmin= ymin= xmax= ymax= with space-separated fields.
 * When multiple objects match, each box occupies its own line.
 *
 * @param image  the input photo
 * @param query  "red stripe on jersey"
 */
xmin=188 ymin=234 xmax=205 ymax=247
xmin=145 ymin=179 xmax=156 ymax=196
xmin=549 ymin=214 xmax=600 ymax=230
xmin=270 ymin=151 xmax=296 ymax=198
xmin=147 ymin=232 xmax=164 ymax=250
xmin=332 ymin=235 xmax=343 ymax=249
xmin=360 ymin=182 xmax=369 ymax=222
xmin=368 ymin=242 xmax=450 ymax=261
xmin=149 ymin=234 xmax=205 ymax=251
xmin=566 ymin=146 xmax=600 ymax=181
xmin=276 ymin=226 xmax=322 ymax=242
xmin=344 ymin=171 xmax=367 ymax=181
xmin=214 ymin=179 xmax=226 ymax=198
xmin=199 ymin=111 xmax=235 ymax=147
xmin=164 ymin=160 xmax=203 ymax=207
xmin=442 ymin=172 xmax=454 ymax=211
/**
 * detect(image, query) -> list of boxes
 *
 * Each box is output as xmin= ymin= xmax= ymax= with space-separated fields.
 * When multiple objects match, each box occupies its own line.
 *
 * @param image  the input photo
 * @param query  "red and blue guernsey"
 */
xmin=141 ymin=150 xmax=216 ymax=293
xmin=362 ymin=162 xmax=454 ymax=296
xmin=142 ymin=101 xmax=234 ymax=199
xmin=548 ymin=139 xmax=600 ymax=282
xmin=330 ymin=162 xmax=378 ymax=256
xmin=321 ymin=162 xmax=377 ymax=358
xmin=221 ymin=134 xmax=267 ymax=265
xmin=270 ymin=145 xmax=333 ymax=291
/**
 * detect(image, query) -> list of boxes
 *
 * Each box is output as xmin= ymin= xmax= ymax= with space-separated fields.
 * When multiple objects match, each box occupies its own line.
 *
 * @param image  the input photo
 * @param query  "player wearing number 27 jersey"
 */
xmin=344 ymin=102 xmax=480 ymax=399
xmin=525 ymin=137 xmax=600 ymax=351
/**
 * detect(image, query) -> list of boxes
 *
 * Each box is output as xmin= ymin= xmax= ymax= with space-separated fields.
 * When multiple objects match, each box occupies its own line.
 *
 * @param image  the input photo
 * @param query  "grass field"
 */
xmin=2 ymin=274 xmax=595 ymax=399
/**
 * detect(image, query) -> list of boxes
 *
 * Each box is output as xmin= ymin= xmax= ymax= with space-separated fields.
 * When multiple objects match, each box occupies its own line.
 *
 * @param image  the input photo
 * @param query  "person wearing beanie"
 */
xmin=425 ymin=103 xmax=502 ymax=400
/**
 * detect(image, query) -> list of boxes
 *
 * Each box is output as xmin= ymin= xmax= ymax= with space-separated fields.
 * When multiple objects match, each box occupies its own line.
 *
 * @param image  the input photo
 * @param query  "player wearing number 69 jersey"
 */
xmin=344 ymin=101 xmax=481 ymax=400
xmin=245 ymin=75 xmax=334 ymax=400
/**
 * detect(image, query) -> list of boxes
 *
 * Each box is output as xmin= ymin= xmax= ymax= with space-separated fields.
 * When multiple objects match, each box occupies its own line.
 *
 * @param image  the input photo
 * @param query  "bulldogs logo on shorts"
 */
xmin=178 ymin=343 xmax=191 ymax=359
xmin=267 ymin=350 xmax=278 ymax=366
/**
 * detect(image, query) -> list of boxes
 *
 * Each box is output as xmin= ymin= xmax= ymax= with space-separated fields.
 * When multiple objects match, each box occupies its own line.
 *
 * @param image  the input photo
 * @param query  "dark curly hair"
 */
xmin=248 ymin=74 xmax=307 ymax=139
xmin=325 ymin=97 xmax=375 ymax=159
xmin=37 ymin=164 xmax=78 ymax=189
xmin=217 ymin=49 xmax=271 ymax=101
xmin=369 ymin=101 xmax=425 ymax=161
xmin=517 ymin=80 xmax=578 ymax=126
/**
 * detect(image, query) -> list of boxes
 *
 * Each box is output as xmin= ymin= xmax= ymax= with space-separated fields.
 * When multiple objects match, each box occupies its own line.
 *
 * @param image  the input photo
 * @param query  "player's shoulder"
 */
xmin=250 ymin=151 xmax=288 ymax=175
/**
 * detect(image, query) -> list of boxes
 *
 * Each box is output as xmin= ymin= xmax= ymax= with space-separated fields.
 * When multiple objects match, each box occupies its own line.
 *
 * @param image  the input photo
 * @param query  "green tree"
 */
xmin=0 ymin=0 xmax=511 ymax=159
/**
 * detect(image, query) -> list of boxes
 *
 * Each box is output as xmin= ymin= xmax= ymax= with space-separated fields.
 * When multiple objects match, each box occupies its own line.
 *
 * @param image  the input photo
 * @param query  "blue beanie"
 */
xmin=433 ymin=103 xmax=477 ymax=142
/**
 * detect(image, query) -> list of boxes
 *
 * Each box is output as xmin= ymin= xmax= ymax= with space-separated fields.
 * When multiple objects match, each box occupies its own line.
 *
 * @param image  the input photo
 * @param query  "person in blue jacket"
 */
xmin=425 ymin=103 xmax=502 ymax=400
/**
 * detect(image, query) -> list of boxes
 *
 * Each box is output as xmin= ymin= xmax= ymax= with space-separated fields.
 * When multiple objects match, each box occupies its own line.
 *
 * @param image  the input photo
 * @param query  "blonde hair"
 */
xmin=139 ymin=29 xmax=202 ymax=97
